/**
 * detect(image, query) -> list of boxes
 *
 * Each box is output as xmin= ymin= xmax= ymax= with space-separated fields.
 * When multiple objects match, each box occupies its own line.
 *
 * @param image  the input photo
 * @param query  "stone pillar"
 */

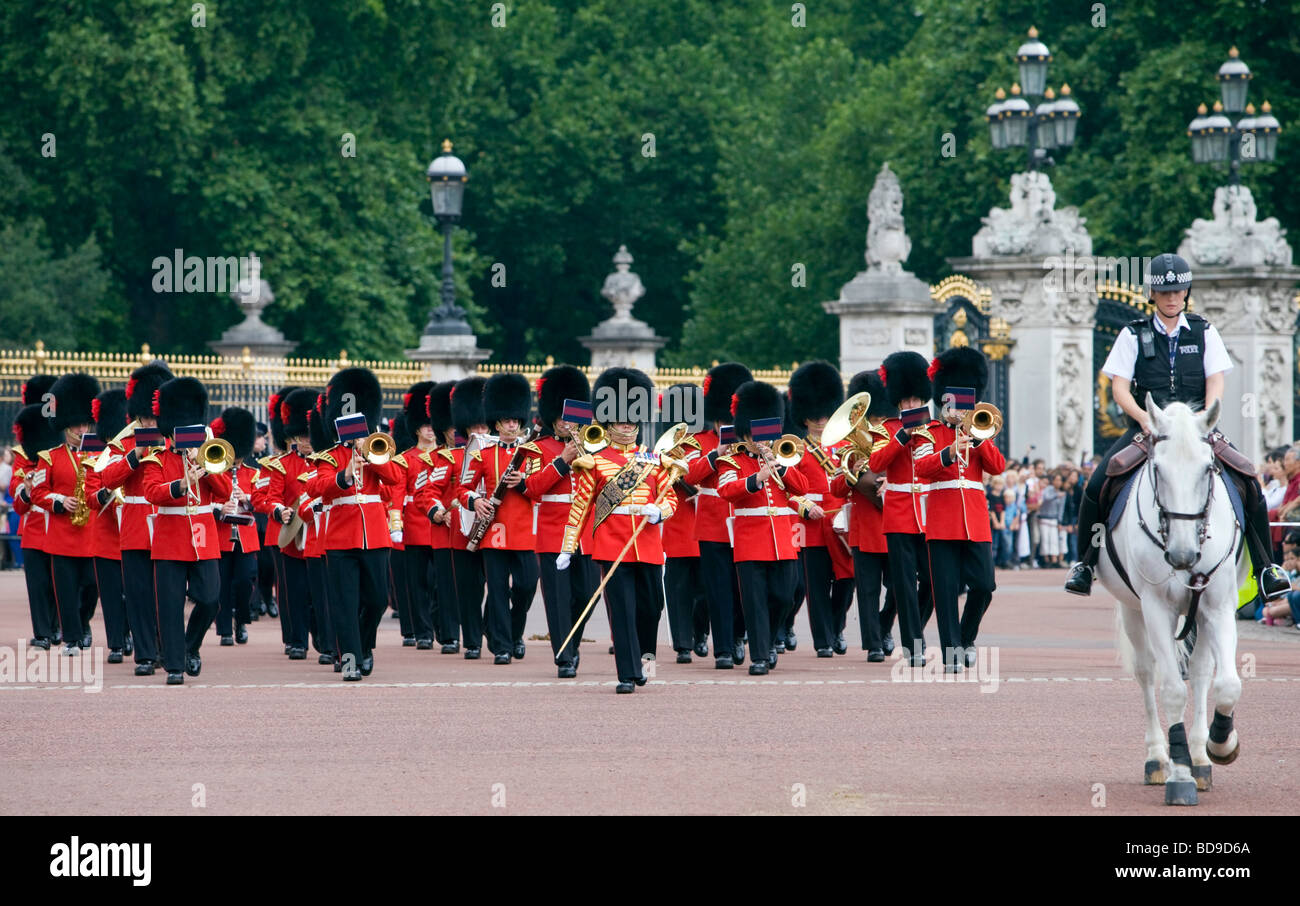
xmin=407 ymin=331 xmax=492 ymax=382
xmin=1179 ymin=185 xmax=1300 ymax=462
xmin=823 ymin=163 xmax=937 ymax=375
xmin=580 ymin=245 xmax=666 ymax=371
xmin=948 ymin=171 xmax=1096 ymax=465
xmin=208 ymin=258 xmax=298 ymax=358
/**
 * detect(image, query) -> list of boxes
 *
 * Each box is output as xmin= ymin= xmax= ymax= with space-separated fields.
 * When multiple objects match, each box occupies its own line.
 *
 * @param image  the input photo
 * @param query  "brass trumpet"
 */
xmin=578 ymin=423 xmax=608 ymax=453
xmin=358 ymin=431 xmax=395 ymax=465
xmin=773 ymin=434 xmax=804 ymax=467
xmin=961 ymin=402 xmax=1003 ymax=441
xmin=196 ymin=437 xmax=235 ymax=474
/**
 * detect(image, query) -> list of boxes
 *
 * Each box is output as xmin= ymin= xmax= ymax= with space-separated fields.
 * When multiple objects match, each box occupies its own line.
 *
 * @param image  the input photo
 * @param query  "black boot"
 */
xmin=1065 ymin=493 xmax=1102 ymax=596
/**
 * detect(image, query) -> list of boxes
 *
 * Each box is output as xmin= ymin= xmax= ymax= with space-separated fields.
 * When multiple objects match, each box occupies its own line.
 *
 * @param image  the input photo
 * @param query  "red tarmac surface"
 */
xmin=1 ymin=568 xmax=1296 ymax=815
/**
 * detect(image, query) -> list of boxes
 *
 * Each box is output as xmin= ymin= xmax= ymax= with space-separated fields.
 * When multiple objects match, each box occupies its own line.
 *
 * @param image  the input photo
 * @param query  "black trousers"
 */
xmin=852 ymin=549 xmax=897 ymax=650
xmin=255 ymin=543 xmax=276 ymax=611
xmin=153 ymin=558 xmax=220 ymax=674
xmin=634 ymin=560 xmax=666 ymax=658
xmin=94 ymin=557 xmax=128 ymax=650
xmin=924 ymin=539 xmax=994 ymax=665
xmin=403 ymin=545 xmax=436 ymax=641
xmin=664 ymin=556 xmax=707 ymax=653
xmin=832 ymin=576 xmax=855 ymax=636
xmin=272 ymin=547 xmax=290 ymax=643
xmin=305 ymin=555 xmax=334 ymax=654
xmin=391 ymin=547 xmax=412 ymax=637
xmin=885 ymin=533 xmax=931 ymax=660
xmin=734 ymin=560 xmax=797 ymax=666
xmin=325 ymin=548 xmax=390 ymax=670
xmin=601 ymin=561 xmax=660 ymax=683
xmin=431 ymin=549 xmax=460 ymax=644
xmin=281 ymin=555 xmax=310 ymax=649
xmin=798 ymin=547 xmax=837 ymax=651
xmin=215 ymin=547 xmax=256 ymax=637
xmin=23 ymin=548 xmax=58 ymax=641
xmin=79 ymin=579 xmax=98 ymax=639
xmin=482 ymin=548 xmax=539 ymax=656
xmin=122 ymin=549 xmax=159 ymax=665
xmin=538 ymin=551 xmax=598 ymax=666
xmin=49 ymin=554 xmax=95 ymax=646
xmin=699 ymin=540 xmax=741 ymax=654
xmin=450 ymin=548 xmax=485 ymax=651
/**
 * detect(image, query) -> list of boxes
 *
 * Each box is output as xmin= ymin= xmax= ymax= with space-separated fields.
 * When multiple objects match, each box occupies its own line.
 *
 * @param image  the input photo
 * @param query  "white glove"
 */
xmin=555 ymin=552 xmax=572 ymax=571
xmin=642 ymin=503 xmax=662 ymax=525
xmin=390 ymin=530 xmax=403 ymax=543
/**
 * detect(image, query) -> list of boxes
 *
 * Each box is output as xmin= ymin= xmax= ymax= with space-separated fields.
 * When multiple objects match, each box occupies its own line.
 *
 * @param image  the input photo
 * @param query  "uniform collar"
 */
xmin=608 ymin=440 xmax=639 ymax=454
xmin=1151 ymin=312 xmax=1189 ymax=337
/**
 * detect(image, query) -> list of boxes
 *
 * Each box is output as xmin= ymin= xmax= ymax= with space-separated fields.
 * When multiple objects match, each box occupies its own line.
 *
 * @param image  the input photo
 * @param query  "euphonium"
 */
xmin=197 ymin=437 xmax=235 ymax=474
xmin=824 ymin=391 xmax=874 ymax=478
xmin=359 ymin=431 xmax=395 ymax=465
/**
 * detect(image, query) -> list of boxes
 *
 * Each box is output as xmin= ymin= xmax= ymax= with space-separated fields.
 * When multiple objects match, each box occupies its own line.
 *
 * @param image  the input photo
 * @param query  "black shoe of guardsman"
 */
xmin=1064 ymin=562 xmax=1094 ymax=596
xmin=1260 ymin=565 xmax=1291 ymax=601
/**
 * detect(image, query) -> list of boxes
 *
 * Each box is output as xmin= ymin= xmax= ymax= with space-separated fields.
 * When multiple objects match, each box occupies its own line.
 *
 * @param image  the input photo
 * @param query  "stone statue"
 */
xmin=1179 ymin=185 xmax=1293 ymax=267
xmin=600 ymin=245 xmax=647 ymax=322
xmin=865 ymin=163 xmax=911 ymax=274
xmin=972 ymin=171 xmax=1092 ymax=257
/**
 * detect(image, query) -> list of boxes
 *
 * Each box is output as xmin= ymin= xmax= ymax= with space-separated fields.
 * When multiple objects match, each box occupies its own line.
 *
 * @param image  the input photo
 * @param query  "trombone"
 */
xmin=567 ymin=422 xmax=607 ymax=454
xmin=755 ymin=434 xmax=804 ymax=490
xmin=196 ymin=437 xmax=235 ymax=474
xmin=955 ymin=402 xmax=1002 ymax=466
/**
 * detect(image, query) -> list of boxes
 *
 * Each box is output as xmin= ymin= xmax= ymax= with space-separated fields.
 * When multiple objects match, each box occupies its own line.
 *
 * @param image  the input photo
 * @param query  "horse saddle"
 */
xmin=1100 ymin=432 xmax=1248 ymax=535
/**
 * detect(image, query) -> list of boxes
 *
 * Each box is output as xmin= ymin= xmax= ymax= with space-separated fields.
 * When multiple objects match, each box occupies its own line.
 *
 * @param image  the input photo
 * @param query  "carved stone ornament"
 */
xmin=1259 ymin=347 xmax=1288 ymax=448
xmin=600 ymin=245 xmax=647 ymax=323
xmin=972 ymin=171 xmax=1093 ymax=258
xmin=865 ymin=163 xmax=912 ymax=274
xmin=1179 ymin=185 xmax=1293 ymax=268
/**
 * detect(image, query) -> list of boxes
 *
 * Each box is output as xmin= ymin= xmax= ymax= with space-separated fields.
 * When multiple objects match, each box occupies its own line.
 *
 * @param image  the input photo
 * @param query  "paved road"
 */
xmin=1 ymin=568 xmax=1296 ymax=815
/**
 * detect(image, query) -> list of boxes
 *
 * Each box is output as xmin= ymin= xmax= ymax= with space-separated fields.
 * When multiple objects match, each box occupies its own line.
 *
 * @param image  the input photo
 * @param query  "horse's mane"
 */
xmin=1156 ymin=403 xmax=1207 ymax=458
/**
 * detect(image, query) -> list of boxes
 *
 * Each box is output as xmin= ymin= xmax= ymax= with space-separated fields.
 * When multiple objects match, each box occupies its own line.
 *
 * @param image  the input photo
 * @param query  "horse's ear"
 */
xmin=1201 ymin=399 xmax=1221 ymax=433
xmin=1144 ymin=392 xmax=1164 ymax=431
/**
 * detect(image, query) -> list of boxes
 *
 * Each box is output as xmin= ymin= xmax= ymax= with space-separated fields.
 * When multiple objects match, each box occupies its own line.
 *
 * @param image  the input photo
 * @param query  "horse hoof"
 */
xmin=1143 ymin=759 xmax=1167 ymax=785
xmin=1191 ymin=764 xmax=1212 ymax=791
xmin=1207 ymin=737 xmax=1239 ymax=765
xmin=1164 ymin=779 xmax=1198 ymax=806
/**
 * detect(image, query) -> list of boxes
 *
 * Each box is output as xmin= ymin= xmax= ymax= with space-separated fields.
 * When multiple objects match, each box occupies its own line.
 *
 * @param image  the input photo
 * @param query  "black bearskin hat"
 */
xmin=428 ymin=381 xmax=455 ymax=437
xmin=788 ymin=360 xmax=843 ymax=427
xmin=657 ymin=382 xmax=704 ymax=434
xmin=403 ymin=381 xmax=434 ymax=430
xmin=731 ymin=380 xmax=784 ymax=440
xmin=126 ymin=363 xmax=174 ymax=420
xmin=308 ymin=393 xmax=333 ymax=451
xmin=928 ymin=346 xmax=989 ymax=404
xmin=703 ymin=362 xmax=753 ymax=424
xmin=49 ymin=373 xmax=101 ymax=431
xmin=268 ymin=385 xmax=299 ymax=451
xmin=451 ymin=376 xmax=487 ymax=436
xmin=879 ymin=351 xmax=932 ymax=408
xmin=13 ymin=404 xmax=61 ymax=457
xmin=537 ymin=365 xmax=590 ymax=430
xmin=325 ymin=367 xmax=383 ymax=433
xmin=390 ymin=413 xmax=416 ymax=453
xmin=592 ymin=367 xmax=654 ymax=426
xmin=92 ymin=389 xmax=129 ymax=443
xmin=22 ymin=374 xmax=56 ymax=407
xmin=155 ymin=377 xmax=208 ymax=438
xmin=848 ymin=370 xmax=893 ymax=419
xmin=212 ymin=407 xmax=256 ymax=462
xmin=483 ymin=372 xmax=532 ymax=429
xmin=281 ymin=388 xmax=318 ymax=440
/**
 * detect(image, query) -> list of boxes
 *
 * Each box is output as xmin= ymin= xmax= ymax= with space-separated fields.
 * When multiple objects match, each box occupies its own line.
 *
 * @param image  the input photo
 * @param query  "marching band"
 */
xmin=6 ymin=346 xmax=1006 ymax=691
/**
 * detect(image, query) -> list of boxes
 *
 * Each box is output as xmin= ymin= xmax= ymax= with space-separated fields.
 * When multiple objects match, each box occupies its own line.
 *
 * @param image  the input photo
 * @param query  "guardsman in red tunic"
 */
xmin=303 ymin=368 xmax=403 ymax=681
xmin=208 ymin=407 xmax=261 ymax=649
xmin=11 ymin=383 xmax=61 ymax=649
xmin=716 ymin=381 xmax=810 ymax=676
xmin=683 ymin=362 xmax=753 ymax=668
xmin=557 ymin=367 xmax=679 ymax=694
xmin=296 ymin=395 xmax=337 ymax=666
xmin=915 ymin=347 xmax=1007 ymax=671
xmin=522 ymin=365 xmax=599 ymax=678
xmin=420 ymin=381 xmax=461 ymax=653
xmin=253 ymin=385 xmax=299 ymax=626
xmin=87 ymin=389 xmax=131 ymax=663
xmin=392 ymin=383 xmax=440 ymax=650
xmin=656 ymin=383 xmax=708 ymax=664
xmin=785 ymin=361 xmax=850 ymax=659
xmin=98 ymin=362 xmax=173 ymax=674
xmin=829 ymin=370 xmax=898 ymax=662
xmin=29 ymin=373 xmax=101 ymax=656
xmin=458 ymin=373 xmax=542 ymax=665
xmin=140 ymin=377 xmax=232 ymax=684
xmin=867 ymin=351 xmax=935 ymax=667
xmin=385 ymin=411 xmax=415 ymax=646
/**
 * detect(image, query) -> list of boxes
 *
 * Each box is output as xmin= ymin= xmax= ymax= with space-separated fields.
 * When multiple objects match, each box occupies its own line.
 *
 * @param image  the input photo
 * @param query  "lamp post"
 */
xmin=1187 ymin=47 xmax=1283 ymax=186
xmin=423 ymin=139 xmax=470 ymax=336
xmin=985 ymin=26 xmax=1081 ymax=170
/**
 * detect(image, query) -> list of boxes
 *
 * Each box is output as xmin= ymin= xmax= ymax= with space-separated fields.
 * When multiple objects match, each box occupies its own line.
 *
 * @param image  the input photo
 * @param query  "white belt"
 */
xmin=611 ymin=504 xmax=656 ymax=516
xmin=156 ymin=506 xmax=201 ymax=516
xmin=404 ymin=495 xmax=415 ymax=504
xmin=734 ymin=506 xmax=794 ymax=517
xmin=884 ymin=482 xmax=929 ymax=494
xmin=30 ymin=505 xmax=47 ymax=515
xmin=927 ymin=479 xmax=985 ymax=492
xmin=123 ymin=496 xmax=149 ymax=505
xmin=697 ymin=487 xmax=719 ymax=497
xmin=803 ymin=493 xmax=824 ymax=502
xmin=541 ymin=494 xmax=571 ymax=503
xmin=333 ymin=494 xmax=382 ymax=505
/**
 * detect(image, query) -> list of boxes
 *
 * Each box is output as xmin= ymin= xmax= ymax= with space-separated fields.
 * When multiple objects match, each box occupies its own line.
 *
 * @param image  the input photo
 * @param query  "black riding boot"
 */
xmin=1065 ymin=492 xmax=1102 ymax=596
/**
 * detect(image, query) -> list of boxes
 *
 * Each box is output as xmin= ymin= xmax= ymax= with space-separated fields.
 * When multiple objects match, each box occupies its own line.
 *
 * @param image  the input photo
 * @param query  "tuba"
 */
xmin=823 ymin=391 xmax=873 ymax=477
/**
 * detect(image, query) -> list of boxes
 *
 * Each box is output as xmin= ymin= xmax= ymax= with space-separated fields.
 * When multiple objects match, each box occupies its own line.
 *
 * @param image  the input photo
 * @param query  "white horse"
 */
xmin=1098 ymin=395 xmax=1243 ymax=807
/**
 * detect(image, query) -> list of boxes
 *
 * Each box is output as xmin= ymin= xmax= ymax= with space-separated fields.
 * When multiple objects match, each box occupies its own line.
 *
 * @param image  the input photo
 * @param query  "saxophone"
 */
xmin=69 ymin=448 xmax=91 ymax=528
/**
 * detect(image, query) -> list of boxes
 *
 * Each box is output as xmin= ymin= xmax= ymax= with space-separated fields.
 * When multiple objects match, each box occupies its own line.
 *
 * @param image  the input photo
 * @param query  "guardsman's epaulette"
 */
xmin=109 ymin=438 xmax=126 ymax=452
xmin=438 ymin=448 xmax=456 ymax=463
xmin=520 ymin=441 xmax=543 ymax=455
xmin=717 ymin=454 xmax=740 ymax=469
xmin=393 ymin=452 xmax=408 ymax=469
xmin=468 ymin=449 xmax=482 ymax=462
xmin=912 ymin=426 xmax=935 ymax=444
xmin=681 ymin=434 xmax=703 ymax=451
xmin=417 ymin=450 xmax=435 ymax=468
xmin=317 ymin=452 xmax=338 ymax=468
xmin=260 ymin=455 xmax=286 ymax=474
xmin=37 ymin=449 xmax=53 ymax=465
xmin=136 ymin=450 xmax=162 ymax=466
xmin=867 ymin=421 xmax=889 ymax=438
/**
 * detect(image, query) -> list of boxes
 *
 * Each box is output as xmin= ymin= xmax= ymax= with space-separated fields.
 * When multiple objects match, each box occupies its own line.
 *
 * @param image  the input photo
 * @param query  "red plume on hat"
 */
xmin=91 ymin=399 xmax=102 ymax=423
xmin=268 ymin=394 xmax=281 ymax=420
xmin=125 ymin=378 xmax=137 ymax=399
xmin=702 ymin=375 xmax=713 ymax=398
xmin=536 ymin=377 xmax=546 ymax=398
xmin=211 ymin=416 xmax=227 ymax=437
xmin=926 ymin=357 xmax=941 ymax=380
xmin=877 ymin=365 xmax=888 ymax=383
xmin=152 ymin=390 xmax=162 ymax=416
xmin=402 ymin=392 xmax=413 ymax=408
xmin=730 ymin=393 xmax=738 ymax=418
xmin=280 ymin=401 xmax=291 ymax=423
xmin=13 ymin=423 xmax=22 ymax=444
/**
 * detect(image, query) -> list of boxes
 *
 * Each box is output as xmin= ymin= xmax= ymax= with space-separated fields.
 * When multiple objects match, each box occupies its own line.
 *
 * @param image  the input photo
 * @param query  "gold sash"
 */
xmin=591 ymin=453 xmax=656 ymax=531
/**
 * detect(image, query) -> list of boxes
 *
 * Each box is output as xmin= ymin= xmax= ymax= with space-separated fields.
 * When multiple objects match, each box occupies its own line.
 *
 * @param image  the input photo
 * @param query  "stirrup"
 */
xmin=1259 ymin=564 xmax=1291 ymax=601
xmin=1064 ymin=562 xmax=1094 ymax=596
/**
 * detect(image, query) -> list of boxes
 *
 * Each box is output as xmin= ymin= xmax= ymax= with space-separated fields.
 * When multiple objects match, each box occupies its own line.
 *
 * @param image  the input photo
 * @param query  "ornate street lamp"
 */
xmin=986 ymin=27 xmax=1081 ymax=170
xmin=423 ymin=139 xmax=470 ymax=336
xmin=1188 ymin=47 xmax=1283 ymax=183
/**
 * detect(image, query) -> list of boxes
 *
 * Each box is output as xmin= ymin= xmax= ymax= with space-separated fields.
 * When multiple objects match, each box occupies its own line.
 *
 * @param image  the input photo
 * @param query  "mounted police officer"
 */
xmin=1065 ymin=252 xmax=1289 ymax=601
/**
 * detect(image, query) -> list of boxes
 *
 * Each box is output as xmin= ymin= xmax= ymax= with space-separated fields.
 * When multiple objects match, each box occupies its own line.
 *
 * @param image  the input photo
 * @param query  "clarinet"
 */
xmin=466 ymin=424 xmax=543 ymax=552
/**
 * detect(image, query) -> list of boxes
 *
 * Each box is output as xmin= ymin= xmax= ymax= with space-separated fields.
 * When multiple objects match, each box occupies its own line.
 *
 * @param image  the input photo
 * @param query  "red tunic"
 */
xmin=913 ymin=422 xmax=1006 ymax=543
xmin=258 ymin=450 xmax=312 ymax=558
xmin=561 ymin=444 xmax=679 ymax=564
xmin=416 ymin=446 xmax=474 ymax=552
xmin=140 ymin=447 xmax=231 ymax=561
xmin=522 ymin=435 xmax=581 ymax=555
xmin=28 ymin=444 xmax=96 ymax=557
xmin=715 ymin=450 xmax=809 ymax=562
xmin=866 ymin=417 xmax=932 ymax=535
xmin=684 ymin=430 xmax=733 ymax=546
xmin=98 ymin=430 xmax=157 ymax=552
xmin=214 ymin=463 xmax=262 ymax=553
xmin=788 ymin=440 xmax=847 ymax=550
xmin=303 ymin=444 xmax=403 ymax=551
xmin=11 ymin=448 xmax=47 ymax=552
xmin=457 ymin=440 xmax=542 ymax=552
xmin=829 ymin=469 xmax=888 ymax=554
xmin=294 ymin=460 xmax=325 ymax=559
xmin=661 ymin=437 xmax=704 ymax=559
